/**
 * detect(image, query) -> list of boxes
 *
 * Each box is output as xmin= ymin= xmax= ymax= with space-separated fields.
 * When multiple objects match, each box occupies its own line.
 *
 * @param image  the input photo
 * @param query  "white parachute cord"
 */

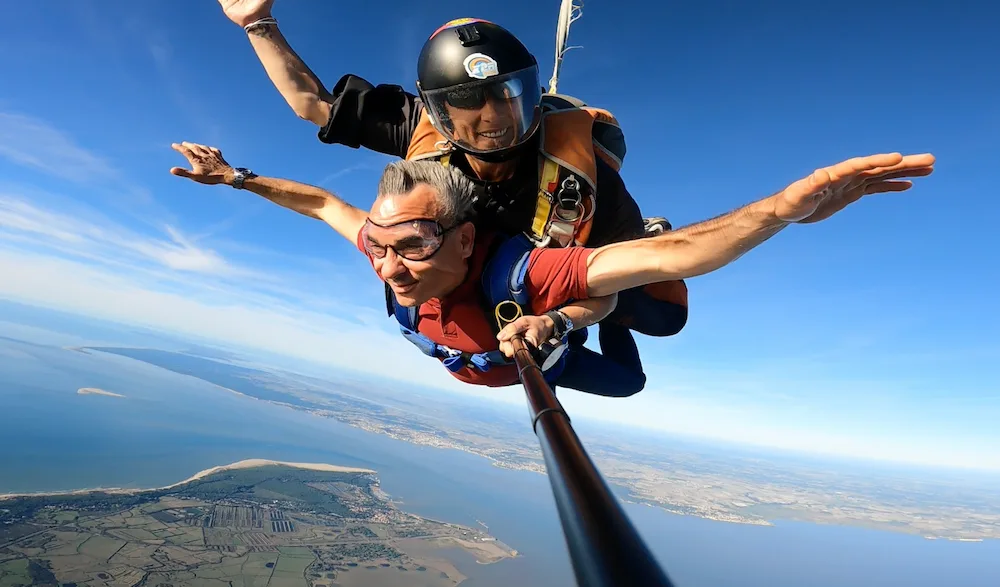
xmin=548 ymin=0 xmax=584 ymax=94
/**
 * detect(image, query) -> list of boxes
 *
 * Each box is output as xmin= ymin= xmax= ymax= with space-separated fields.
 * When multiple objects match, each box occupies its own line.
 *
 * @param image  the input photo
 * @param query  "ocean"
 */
xmin=1 ymin=332 xmax=998 ymax=587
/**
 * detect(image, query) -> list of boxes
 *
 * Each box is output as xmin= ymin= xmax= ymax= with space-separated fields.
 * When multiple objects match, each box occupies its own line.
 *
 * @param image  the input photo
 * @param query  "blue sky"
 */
xmin=0 ymin=0 xmax=997 ymax=471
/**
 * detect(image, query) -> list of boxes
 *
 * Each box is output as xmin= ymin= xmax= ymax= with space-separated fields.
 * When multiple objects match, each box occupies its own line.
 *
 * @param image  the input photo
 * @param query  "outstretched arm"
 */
xmin=219 ymin=0 xmax=333 ymax=126
xmin=585 ymin=152 xmax=936 ymax=297
xmin=169 ymin=142 xmax=366 ymax=243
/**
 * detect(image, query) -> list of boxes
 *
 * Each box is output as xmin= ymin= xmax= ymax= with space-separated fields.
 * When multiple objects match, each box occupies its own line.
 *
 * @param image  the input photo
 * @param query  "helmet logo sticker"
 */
xmin=464 ymin=53 xmax=499 ymax=80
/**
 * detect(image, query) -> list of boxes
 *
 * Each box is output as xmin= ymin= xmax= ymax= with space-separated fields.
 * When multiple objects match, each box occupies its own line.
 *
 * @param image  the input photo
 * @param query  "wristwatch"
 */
xmin=545 ymin=310 xmax=574 ymax=340
xmin=231 ymin=167 xmax=257 ymax=190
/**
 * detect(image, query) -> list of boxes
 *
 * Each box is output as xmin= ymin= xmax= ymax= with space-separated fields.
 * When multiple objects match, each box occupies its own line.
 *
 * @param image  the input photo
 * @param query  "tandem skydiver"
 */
xmin=168 ymin=141 xmax=935 ymax=395
xmin=216 ymin=1 xmax=688 ymax=387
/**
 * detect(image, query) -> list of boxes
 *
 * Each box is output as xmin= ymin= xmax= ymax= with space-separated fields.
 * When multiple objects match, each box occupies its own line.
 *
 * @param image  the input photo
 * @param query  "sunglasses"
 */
xmin=361 ymin=218 xmax=461 ymax=261
xmin=446 ymin=78 xmax=525 ymax=110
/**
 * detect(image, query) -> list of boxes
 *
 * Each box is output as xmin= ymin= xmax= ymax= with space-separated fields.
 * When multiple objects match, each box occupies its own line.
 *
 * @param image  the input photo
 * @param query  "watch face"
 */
xmin=231 ymin=169 xmax=247 ymax=189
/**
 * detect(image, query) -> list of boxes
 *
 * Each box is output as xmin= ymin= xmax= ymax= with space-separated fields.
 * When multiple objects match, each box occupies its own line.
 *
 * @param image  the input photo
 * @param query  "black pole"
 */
xmin=510 ymin=337 xmax=677 ymax=587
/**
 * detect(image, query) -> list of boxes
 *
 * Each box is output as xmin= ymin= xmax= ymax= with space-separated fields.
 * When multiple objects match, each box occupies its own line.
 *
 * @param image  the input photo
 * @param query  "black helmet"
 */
xmin=416 ymin=19 xmax=543 ymax=160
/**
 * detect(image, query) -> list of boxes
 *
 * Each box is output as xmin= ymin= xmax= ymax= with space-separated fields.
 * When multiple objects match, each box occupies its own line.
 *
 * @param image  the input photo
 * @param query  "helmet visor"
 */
xmin=422 ymin=66 xmax=542 ymax=154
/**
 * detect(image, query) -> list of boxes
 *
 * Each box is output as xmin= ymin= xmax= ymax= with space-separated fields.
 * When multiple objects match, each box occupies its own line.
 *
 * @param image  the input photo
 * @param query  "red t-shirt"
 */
xmin=357 ymin=229 xmax=592 ymax=387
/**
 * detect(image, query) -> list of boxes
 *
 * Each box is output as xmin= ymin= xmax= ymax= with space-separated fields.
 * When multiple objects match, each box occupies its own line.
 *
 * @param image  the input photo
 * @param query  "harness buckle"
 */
xmin=469 ymin=354 xmax=491 ymax=371
xmin=547 ymin=174 xmax=586 ymax=247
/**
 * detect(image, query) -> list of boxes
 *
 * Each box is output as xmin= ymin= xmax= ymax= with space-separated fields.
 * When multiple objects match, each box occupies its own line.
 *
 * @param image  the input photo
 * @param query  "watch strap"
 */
xmin=545 ymin=310 xmax=569 ymax=339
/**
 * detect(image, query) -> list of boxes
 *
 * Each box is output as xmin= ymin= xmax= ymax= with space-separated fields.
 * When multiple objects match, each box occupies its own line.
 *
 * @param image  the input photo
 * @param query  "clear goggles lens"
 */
xmin=361 ymin=218 xmax=451 ymax=261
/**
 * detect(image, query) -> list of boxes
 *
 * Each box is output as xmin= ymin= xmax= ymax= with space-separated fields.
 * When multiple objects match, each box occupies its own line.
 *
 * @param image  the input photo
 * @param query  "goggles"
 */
xmin=361 ymin=218 xmax=458 ymax=261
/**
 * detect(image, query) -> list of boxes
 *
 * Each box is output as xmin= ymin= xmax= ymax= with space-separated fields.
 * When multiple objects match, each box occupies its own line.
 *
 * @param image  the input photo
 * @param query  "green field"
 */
xmin=269 ymin=548 xmax=317 ymax=587
xmin=0 ymin=464 xmax=513 ymax=587
xmin=0 ymin=559 xmax=30 ymax=587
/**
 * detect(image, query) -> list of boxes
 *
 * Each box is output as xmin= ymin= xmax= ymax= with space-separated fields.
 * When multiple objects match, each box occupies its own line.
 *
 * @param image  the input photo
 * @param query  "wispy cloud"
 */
xmin=0 ymin=109 xmax=450 ymax=382
xmin=0 ymin=188 xmax=394 ymax=328
xmin=0 ymin=113 xmax=118 ymax=182
xmin=158 ymin=226 xmax=228 ymax=272
xmin=0 ymin=193 xmax=466 ymax=392
xmin=0 ymin=195 xmax=228 ymax=275
xmin=0 ymin=111 xmax=176 ymax=226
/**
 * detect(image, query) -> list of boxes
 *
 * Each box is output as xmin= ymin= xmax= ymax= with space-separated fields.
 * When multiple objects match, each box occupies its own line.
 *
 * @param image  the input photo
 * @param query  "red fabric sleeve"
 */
xmin=524 ymin=247 xmax=594 ymax=315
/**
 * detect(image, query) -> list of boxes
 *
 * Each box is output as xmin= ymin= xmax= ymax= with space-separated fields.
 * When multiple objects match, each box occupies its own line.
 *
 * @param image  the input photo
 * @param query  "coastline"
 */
xmin=0 ymin=455 xmax=519 ymax=578
xmin=0 ymin=458 xmax=376 ymax=501
xmin=34 ymin=346 xmax=1000 ymax=543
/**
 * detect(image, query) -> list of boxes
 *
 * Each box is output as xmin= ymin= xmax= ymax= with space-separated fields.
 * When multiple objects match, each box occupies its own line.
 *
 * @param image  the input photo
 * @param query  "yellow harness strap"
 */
xmin=532 ymin=158 xmax=561 ymax=241
xmin=438 ymin=151 xmax=564 ymax=246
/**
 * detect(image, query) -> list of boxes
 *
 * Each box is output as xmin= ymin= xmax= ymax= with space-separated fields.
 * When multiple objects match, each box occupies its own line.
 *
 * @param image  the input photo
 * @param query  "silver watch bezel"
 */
xmin=231 ymin=167 xmax=254 ymax=189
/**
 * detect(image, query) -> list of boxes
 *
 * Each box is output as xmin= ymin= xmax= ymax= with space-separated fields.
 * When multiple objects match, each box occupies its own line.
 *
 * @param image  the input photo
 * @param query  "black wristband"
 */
xmin=545 ymin=310 xmax=567 ymax=339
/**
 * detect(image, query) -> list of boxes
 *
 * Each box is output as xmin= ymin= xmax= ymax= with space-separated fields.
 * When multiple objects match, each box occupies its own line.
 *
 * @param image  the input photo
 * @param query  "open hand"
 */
xmin=169 ymin=142 xmax=233 ymax=185
xmin=497 ymin=315 xmax=556 ymax=358
xmin=773 ymin=152 xmax=935 ymax=223
xmin=218 ymin=0 xmax=274 ymax=28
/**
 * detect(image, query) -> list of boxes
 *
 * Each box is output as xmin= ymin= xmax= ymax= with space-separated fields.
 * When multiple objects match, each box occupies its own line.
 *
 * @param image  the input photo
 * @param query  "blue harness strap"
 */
xmin=480 ymin=233 xmax=534 ymax=311
xmin=386 ymin=284 xmax=486 ymax=373
xmin=385 ymin=234 xmax=571 ymax=382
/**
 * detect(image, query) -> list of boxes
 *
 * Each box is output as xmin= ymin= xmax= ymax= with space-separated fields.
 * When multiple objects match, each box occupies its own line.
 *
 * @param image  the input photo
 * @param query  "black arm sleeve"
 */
xmin=316 ymin=74 xmax=423 ymax=159
xmin=587 ymin=158 xmax=646 ymax=247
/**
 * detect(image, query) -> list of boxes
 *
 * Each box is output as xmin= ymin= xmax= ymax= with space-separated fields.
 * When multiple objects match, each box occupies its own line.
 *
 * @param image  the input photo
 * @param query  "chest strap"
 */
xmin=440 ymin=153 xmax=587 ymax=249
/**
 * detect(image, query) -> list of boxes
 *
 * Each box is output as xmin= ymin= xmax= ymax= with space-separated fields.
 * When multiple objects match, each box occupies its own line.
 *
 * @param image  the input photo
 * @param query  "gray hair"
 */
xmin=376 ymin=159 xmax=478 ymax=227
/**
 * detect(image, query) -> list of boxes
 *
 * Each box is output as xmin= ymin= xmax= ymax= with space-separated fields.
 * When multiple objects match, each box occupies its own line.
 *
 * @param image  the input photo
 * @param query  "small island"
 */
xmin=0 ymin=461 xmax=517 ymax=586
xmin=76 ymin=387 xmax=125 ymax=398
